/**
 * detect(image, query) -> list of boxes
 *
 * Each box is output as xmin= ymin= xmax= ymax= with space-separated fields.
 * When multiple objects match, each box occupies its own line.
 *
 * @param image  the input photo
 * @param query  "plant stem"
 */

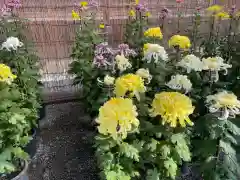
xmin=192 ymin=14 xmax=198 ymax=53
xmin=209 ymin=15 xmax=215 ymax=43
xmin=176 ymin=46 xmax=181 ymax=63
xmin=138 ymin=11 xmax=143 ymax=41
xmin=160 ymin=16 xmax=165 ymax=31
xmin=214 ymin=137 xmax=222 ymax=178
xmin=177 ymin=4 xmax=181 ymax=33
xmin=227 ymin=17 xmax=233 ymax=62
xmin=216 ymin=19 xmax=221 ymax=43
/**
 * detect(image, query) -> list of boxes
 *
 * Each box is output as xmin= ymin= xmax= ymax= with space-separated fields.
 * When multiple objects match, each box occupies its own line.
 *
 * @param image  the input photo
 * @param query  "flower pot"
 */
xmin=1 ymin=160 xmax=29 ymax=180
xmin=24 ymin=128 xmax=37 ymax=159
xmin=11 ymin=160 xmax=29 ymax=180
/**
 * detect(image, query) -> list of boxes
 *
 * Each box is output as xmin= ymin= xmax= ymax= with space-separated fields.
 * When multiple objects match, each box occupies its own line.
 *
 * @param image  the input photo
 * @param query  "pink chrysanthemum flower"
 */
xmin=7 ymin=0 xmax=21 ymax=9
xmin=117 ymin=44 xmax=137 ymax=57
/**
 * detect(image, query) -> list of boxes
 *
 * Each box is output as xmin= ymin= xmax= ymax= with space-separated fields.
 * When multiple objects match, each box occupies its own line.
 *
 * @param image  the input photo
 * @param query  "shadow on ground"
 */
xmin=28 ymin=102 xmax=99 ymax=180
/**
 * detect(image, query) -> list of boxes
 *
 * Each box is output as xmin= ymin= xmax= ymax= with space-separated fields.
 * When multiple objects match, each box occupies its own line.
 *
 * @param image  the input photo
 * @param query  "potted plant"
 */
xmin=0 ymin=35 xmax=40 ymax=159
xmin=0 ymin=64 xmax=31 ymax=180
xmin=0 ymin=1 xmax=41 ymax=158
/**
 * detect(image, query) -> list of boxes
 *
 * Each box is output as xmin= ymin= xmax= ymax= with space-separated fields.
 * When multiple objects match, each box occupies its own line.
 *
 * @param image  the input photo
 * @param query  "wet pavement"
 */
xmin=28 ymin=102 xmax=99 ymax=180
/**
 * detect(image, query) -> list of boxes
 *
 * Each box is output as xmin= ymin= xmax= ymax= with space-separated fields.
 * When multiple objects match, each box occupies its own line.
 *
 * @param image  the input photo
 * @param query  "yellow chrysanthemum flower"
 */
xmin=96 ymin=97 xmax=139 ymax=140
xmin=80 ymin=1 xmax=88 ymax=7
xmin=145 ymin=12 xmax=151 ymax=17
xmin=99 ymin=24 xmax=105 ymax=29
xmin=0 ymin=64 xmax=17 ymax=84
xmin=129 ymin=9 xmax=136 ymax=17
xmin=135 ymin=0 xmax=139 ymax=5
xmin=115 ymin=74 xmax=146 ymax=100
xmin=206 ymin=91 xmax=240 ymax=120
xmin=169 ymin=35 xmax=191 ymax=49
xmin=72 ymin=10 xmax=80 ymax=20
xmin=215 ymin=11 xmax=230 ymax=19
xmin=144 ymin=27 xmax=163 ymax=39
xmin=143 ymin=43 xmax=149 ymax=52
xmin=206 ymin=5 xmax=223 ymax=13
xmin=150 ymin=92 xmax=194 ymax=127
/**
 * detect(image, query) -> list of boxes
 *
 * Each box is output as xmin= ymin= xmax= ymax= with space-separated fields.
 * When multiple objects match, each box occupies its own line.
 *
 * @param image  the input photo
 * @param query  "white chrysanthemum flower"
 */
xmin=206 ymin=91 xmax=240 ymax=120
xmin=1 ymin=37 xmax=23 ymax=51
xmin=103 ymin=75 xmax=115 ymax=86
xmin=115 ymin=54 xmax=132 ymax=72
xmin=166 ymin=74 xmax=192 ymax=93
xmin=177 ymin=54 xmax=203 ymax=73
xmin=202 ymin=56 xmax=232 ymax=82
xmin=136 ymin=68 xmax=152 ymax=84
xmin=143 ymin=43 xmax=168 ymax=63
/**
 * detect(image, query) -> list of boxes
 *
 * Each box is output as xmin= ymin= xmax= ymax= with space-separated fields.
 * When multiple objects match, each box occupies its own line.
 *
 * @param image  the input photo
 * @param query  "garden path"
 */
xmin=28 ymin=102 xmax=99 ymax=180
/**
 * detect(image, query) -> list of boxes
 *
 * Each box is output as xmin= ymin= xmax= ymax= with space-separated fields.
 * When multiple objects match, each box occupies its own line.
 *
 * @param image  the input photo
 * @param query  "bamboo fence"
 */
xmin=2 ymin=0 xmax=239 ymax=101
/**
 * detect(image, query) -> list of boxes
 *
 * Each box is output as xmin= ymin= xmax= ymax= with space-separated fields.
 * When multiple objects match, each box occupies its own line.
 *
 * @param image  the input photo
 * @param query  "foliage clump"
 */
xmin=0 ymin=0 xmax=41 ymax=175
xmin=70 ymin=1 xmax=240 ymax=180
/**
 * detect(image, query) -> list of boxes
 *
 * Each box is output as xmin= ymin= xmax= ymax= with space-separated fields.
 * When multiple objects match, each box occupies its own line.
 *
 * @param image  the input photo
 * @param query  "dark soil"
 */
xmin=28 ymin=102 xmax=99 ymax=180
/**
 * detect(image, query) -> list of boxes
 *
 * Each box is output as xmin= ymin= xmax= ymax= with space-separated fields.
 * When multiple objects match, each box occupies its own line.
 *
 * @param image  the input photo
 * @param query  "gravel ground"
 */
xmin=28 ymin=102 xmax=99 ymax=180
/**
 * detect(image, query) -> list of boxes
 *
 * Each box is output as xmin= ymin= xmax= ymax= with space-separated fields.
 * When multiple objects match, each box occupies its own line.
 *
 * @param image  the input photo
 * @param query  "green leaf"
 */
xmin=103 ymin=164 xmax=131 ymax=180
xmin=155 ymin=132 xmax=162 ymax=138
xmin=8 ymin=113 xmax=25 ymax=124
xmin=119 ymin=142 xmax=139 ymax=162
xmin=224 ymin=133 xmax=238 ymax=145
xmin=19 ymin=135 xmax=32 ymax=146
xmin=146 ymin=168 xmax=160 ymax=180
xmin=226 ymin=121 xmax=240 ymax=136
xmin=0 ymin=100 xmax=13 ymax=111
xmin=97 ymin=152 xmax=114 ymax=170
xmin=175 ymin=143 xmax=191 ymax=162
xmin=170 ymin=133 xmax=191 ymax=161
xmin=104 ymin=170 xmax=131 ymax=180
xmin=164 ymin=158 xmax=178 ymax=179
xmin=171 ymin=133 xmax=186 ymax=145
xmin=0 ymin=87 xmax=11 ymax=100
xmin=220 ymin=139 xmax=237 ymax=158
xmin=208 ymin=119 xmax=225 ymax=139
xmin=132 ymin=140 xmax=144 ymax=152
xmin=192 ymin=139 xmax=218 ymax=158
xmin=219 ymin=140 xmax=240 ymax=178
xmin=146 ymin=138 xmax=158 ymax=152
xmin=95 ymin=139 xmax=117 ymax=152
xmin=160 ymin=145 xmax=171 ymax=159
xmin=140 ymin=120 xmax=155 ymax=131
xmin=0 ymin=161 xmax=15 ymax=173
xmin=0 ymin=148 xmax=12 ymax=161
xmin=0 ymin=147 xmax=16 ymax=173
xmin=12 ymin=147 xmax=29 ymax=160
xmin=137 ymin=102 xmax=149 ymax=116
